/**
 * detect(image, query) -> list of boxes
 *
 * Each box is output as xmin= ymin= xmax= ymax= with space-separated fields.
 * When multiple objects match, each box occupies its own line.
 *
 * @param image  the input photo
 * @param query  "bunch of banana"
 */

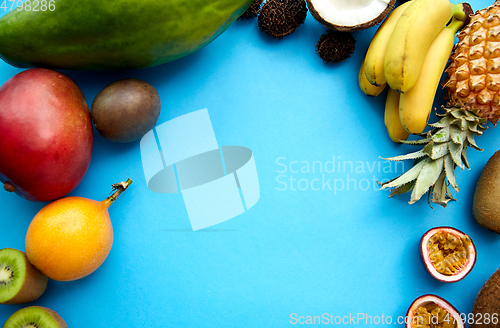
xmin=358 ymin=0 xmax=472 ymax=143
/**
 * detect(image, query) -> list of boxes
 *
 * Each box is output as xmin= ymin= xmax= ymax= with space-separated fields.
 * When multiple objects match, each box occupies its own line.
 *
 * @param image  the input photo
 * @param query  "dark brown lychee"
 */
xmin=316 ymin=30 xmax=356 ymax=63
xmin=239 ymin=0 xmax=264 ymax=19
xmin=258 ymin=0 xmax=308 ymax=39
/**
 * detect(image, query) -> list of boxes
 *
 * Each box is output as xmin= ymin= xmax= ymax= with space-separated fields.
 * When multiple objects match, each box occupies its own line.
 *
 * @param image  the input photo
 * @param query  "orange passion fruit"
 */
xmin=25 ymin=179 xmax=132 ymax=281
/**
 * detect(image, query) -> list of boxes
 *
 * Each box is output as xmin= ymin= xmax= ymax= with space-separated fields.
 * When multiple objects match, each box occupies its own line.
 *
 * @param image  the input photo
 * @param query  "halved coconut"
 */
xmin=420 ymin=227 xmax=476 ymax=283
xmin=406 ymin=294 xmax=464 ymax=328
xmin=306 ymin=0 xmax=397 ymax=31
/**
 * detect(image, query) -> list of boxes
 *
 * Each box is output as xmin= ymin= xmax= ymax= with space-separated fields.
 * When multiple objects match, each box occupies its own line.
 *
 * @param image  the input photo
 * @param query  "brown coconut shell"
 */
xmin=306 ymin=0 xmax=396 ymax=32
xmin=471 ymin=267 xmax=500 ymax=328
xmin=0 ymin=249 xmax=48 ymax=305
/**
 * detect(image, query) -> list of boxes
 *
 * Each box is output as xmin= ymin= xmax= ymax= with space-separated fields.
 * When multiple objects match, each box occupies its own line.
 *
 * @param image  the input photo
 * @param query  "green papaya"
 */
xmin=0 ymin=0 xmax=252 ymax=70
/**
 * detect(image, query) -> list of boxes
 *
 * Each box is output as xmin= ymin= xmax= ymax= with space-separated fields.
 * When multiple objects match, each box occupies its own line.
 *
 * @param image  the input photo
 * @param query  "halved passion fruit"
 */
xmin=406 ymin=294 xmax=464 ymax=328
xmin=420 ymin=227 xmax=476 ymax=283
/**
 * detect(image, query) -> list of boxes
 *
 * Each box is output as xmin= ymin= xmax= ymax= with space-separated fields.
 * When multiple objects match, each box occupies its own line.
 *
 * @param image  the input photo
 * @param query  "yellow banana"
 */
xmin=399 ymin=17 xmax=465 ymax=134
xmin=364 ymin=1 xmax=413 ymax=87
xmin=384 ymin=0 xmax=455 ymax=93
xmin=385 ymin=88 xmax=410 ymax=143
xmin=359 ymin=60 xmax=386 ymax=97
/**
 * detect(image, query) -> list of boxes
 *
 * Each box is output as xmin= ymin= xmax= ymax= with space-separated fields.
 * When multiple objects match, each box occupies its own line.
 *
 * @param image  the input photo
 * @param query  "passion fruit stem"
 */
xmin=104 ymin=178 xmax=133 ymax=205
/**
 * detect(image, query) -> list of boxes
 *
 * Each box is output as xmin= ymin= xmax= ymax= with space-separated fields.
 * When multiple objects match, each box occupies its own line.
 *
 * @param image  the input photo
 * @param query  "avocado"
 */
xmin=0 ymin=0 xmax=252 ymax=70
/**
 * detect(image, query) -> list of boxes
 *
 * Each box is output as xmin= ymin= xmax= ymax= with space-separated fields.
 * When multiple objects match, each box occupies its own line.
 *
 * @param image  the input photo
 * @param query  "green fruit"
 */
xmin=3 ymin=306 xmax=67 ymax=328
xmin=473 ymin=150 xmax=500 ymax=234
xmin=0 ymin=0 xmax=252 ymax=70
xmin=91 ymin=79 xmax=161 ymax=143
xmin=0 ymin=248 xmax=48 ymax=305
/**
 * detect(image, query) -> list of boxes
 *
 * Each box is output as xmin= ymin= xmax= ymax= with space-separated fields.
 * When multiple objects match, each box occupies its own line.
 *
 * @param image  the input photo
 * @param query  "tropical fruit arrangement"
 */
xmin=358 ymin=0 xmax=500 ymax=209
xmin=379 ymin=1 xmax=500 ymax=208
xmin=359 ymin=0 xmax=500 ymax=326
xmin=1 ymin=0 xmax=500 ymax=326
xmin=0 ymin=0 xmax=253 ymax=324
xmin=359 ymin=0 xmax=471 ymax=139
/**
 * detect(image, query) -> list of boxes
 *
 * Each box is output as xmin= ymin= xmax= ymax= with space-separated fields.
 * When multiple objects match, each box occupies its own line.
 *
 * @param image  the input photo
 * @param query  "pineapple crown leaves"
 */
xmin=379 ymin=106 xmax=487 ymax=207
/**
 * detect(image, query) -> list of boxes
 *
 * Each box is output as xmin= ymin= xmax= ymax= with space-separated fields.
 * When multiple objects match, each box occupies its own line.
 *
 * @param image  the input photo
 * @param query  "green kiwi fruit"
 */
xmin=90 ymin=78 xmax=161 ymax=143
xmin=3 ymin=306 xmax=67 ymax=328
xmin=471 ymin=267 xmax=500 ymax=328
xmin=472 ymin=150 xmax=500 ymax=234
xmin=0 ymin=248 xmax=48 ymax=305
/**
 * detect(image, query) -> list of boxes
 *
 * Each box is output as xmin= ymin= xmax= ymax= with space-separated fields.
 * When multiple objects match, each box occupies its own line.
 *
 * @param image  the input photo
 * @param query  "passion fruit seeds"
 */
xmin=412 ymin=303 xmax=459 ymax=327
xmin=406 ymin=295 xmax=464 ymax=328
xmin=421 ymin=227 xmax=476 ymax=283
xmin=427 ymin=232 xmax=470 ymax=275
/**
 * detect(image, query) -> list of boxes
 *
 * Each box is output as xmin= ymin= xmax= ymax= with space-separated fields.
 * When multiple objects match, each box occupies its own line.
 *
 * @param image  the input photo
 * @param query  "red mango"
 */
xmin=0 ymin=68 xmax=92 ymax=202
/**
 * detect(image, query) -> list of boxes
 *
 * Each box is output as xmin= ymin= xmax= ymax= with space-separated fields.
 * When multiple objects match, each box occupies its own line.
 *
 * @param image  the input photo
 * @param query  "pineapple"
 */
xmin=380 ymin=2 xmax=500 ymax=207
xmin=444 ymin=0 xmax=500 ymax=124
xmin=380 ymin=107 xmax=487 ymax=206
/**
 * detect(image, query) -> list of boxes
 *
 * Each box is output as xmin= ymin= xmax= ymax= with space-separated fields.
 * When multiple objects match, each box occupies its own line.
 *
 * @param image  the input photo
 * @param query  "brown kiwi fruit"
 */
xmin=90 ymin=78 xmax=161 ymax=143
xmin=471 ymin=267 xmax=500 ymax=328
xmin=0 ymin=248 xmax=48 ymax=305
xmin=472 ymin=150 xmax=500 ymax=234
xmin=3 ymin=306 xmax=68 ymax=328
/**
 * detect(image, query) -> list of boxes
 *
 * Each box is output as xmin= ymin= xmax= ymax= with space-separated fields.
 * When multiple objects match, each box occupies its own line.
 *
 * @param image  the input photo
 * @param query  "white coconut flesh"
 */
xmin=420 ymin=227 xmax=476 ymax=283
xmin=307 ymin=0 xmax=394 ymax=30
xmin=407 ymin=295 xmax=464 ymax=328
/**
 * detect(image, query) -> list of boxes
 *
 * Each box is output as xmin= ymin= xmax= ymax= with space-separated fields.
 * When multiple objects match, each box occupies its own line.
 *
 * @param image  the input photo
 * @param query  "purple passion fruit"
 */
xmin=90 ymin=78 xmax=161 ymax=143
xmin=420 ymin=227 xmax=476 ymax=283
xmin=406 ymin=295 xmax=464 ymax=328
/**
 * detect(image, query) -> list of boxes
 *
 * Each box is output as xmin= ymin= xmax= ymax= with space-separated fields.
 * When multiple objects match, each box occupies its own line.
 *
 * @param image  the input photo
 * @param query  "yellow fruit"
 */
xmin=444 ymin=1 xmax=500 ymax=124
xmin=363 ymin=1 xmax=413 ymax=87
xmin=399 ymin=17 xmax=464 ymax=134
xmin=380 ymin=3 xmax=500 ymax=207
xmin=25 ymin=179 xmax=132 ymax=281
xmin=358 ymin=60 xmax=386 ymax=97
xmin=385 ymin=88 xmax=410 ymax=143
xmin=384 ymin=0 xmax=454 ymax=93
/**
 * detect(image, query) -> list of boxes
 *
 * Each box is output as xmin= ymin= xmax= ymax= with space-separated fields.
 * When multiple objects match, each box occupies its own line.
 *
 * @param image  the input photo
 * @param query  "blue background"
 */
xmin=1 ymin=0 xmax=500 ymax=326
